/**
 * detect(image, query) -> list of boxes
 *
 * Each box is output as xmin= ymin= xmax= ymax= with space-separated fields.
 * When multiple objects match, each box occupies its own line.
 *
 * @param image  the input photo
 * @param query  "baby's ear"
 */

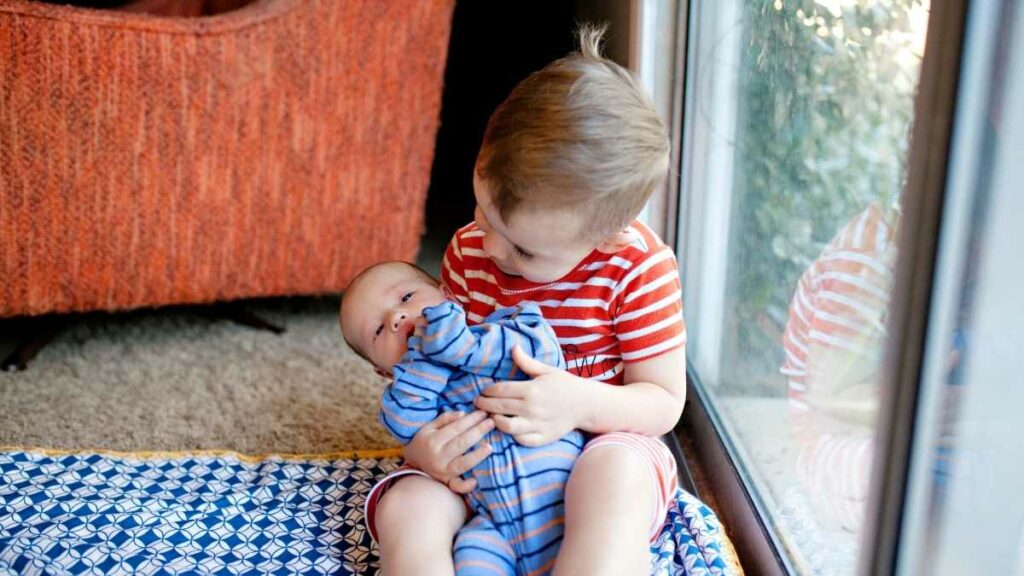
xmin=595 ymin=230 xmax=634 ymax=254
xmin=441 ymin=283 xmax=456 ymax=300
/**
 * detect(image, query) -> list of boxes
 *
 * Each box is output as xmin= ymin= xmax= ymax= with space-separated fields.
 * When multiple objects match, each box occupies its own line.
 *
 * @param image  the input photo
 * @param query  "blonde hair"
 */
xmin=476 ymin=24 xmax=670 ymax=240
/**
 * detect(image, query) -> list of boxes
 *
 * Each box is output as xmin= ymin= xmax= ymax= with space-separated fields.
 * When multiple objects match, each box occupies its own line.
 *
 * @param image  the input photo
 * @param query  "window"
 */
xmin=677 ymin=1 xmax=929 ymax=573
xmin=673 ymin=0 xmax=1024 ymax=573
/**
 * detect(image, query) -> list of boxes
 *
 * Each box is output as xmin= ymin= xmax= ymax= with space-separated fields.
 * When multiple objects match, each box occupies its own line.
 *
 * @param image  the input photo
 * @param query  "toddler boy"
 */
xmin=369 ymin=25 xmax=686 ymax=575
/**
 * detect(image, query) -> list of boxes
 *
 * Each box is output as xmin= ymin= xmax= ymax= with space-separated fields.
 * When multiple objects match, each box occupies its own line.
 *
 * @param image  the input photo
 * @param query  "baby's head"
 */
xmin=472 ymin=24 xmax=670 ymax=283
xmin=339 ymin=261 xmax=448 ymax=376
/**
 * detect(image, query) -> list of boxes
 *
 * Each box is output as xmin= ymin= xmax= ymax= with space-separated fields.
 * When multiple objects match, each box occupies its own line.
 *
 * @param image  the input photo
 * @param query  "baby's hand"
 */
xmin=412 ymin=314 xmax=428 ymax=338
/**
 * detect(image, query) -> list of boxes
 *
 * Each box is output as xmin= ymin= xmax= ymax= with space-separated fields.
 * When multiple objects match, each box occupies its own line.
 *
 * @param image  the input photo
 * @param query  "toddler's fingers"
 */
xmin=447 ymin=476 xmax=477 ymax=495
xmin=493 ymin=414 xmax=531 ymax=436
xmin=448 ymin=443 xmax=492 ymax=481
xmin=435 ymin=410 xmax=489 ymax=444
xmin=444 ymin=417 xmax=494 ymax=459
xmin=481 ymin=381 xmax=528 ymax=399
xmin=516 ymin=433 xmax=547 ymax=448
xmin=424 ymin=410 xmax=463 ymax=432
xmin=475 ymin=396 xmax=524 ymax=416
xmin=510 ymin=345 xmax=555 ymax=377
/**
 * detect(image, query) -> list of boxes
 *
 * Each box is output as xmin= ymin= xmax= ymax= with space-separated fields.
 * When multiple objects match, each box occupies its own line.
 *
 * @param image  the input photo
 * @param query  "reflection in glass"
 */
xmin=681 ymin=0 xmax=929 ymax=573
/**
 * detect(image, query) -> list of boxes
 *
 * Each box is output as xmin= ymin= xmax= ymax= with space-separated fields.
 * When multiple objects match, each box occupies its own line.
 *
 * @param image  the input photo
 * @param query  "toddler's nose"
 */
xmin=482 ymin=231 xmax=506 ymax=260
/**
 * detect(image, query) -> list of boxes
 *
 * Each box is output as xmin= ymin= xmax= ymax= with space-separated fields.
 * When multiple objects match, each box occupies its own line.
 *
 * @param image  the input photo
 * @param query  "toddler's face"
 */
xmin=472 ymin=173 xmax=596 ymax=284
xmin=340 ymin=263 xmax=447 ymax=374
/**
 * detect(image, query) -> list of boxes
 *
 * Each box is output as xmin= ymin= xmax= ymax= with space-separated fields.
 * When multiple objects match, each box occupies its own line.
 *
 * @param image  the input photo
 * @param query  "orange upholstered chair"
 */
xmin=0 ymin=0 xmax=454 ymax=317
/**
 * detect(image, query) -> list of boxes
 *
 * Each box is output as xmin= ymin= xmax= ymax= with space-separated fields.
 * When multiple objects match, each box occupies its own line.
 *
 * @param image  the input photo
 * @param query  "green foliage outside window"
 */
xmin=724 ymin=0 xmax=926 ymax=393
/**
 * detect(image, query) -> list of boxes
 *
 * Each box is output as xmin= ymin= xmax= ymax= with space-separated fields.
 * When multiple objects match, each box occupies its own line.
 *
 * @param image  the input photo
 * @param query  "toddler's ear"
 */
xmin=595 ymin=230 xmax=635 ymax=254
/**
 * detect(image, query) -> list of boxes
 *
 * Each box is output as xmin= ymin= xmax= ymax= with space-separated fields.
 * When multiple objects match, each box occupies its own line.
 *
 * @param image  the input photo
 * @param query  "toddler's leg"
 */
xmin=453 ymin=515 xmax=517 ymax=576
xmin=553 ymin=434 xmax=677 ymax=576
xmin=376 ymin=475 xmax=467 ymax=576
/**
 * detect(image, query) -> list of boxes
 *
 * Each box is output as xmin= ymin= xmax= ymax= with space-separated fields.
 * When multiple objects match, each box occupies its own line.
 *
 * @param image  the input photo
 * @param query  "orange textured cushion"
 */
xmin=0 ymin=0 xmax=454 ymax=317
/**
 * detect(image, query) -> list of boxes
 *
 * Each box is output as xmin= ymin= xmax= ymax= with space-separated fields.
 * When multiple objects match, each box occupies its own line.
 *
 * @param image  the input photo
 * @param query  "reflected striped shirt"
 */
xmin=780 ymin=203 xmax=897 ymax=410
xmin=779 ymin=203 xmax=897 ymax=529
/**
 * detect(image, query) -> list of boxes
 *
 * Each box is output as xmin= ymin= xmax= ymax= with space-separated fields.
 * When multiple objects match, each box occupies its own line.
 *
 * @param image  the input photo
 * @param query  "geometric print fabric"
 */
xmin=0 ymin=450 xmax=741 ymax=575
xmin=0 ymin=451 xmax=389 ymax=575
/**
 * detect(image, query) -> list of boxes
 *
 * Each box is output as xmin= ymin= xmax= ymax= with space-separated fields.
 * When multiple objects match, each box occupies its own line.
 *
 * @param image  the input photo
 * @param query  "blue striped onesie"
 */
xmin=380 ymin=300 xmax=584 ymax=576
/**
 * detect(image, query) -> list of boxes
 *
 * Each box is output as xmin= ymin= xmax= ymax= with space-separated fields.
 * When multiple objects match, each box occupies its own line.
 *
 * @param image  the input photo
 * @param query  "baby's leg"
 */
xmin=375 ymin=475 xmax=467 ymax=576
xmin=453 ymin=515 xmax=517 ymax=576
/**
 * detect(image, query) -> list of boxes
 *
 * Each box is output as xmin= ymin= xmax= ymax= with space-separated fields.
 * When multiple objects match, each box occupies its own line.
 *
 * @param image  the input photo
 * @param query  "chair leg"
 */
xmin=1 ymin=319 xmax=62 ymax=372
xmin=203 ymin=303 xmax=286 ymax=335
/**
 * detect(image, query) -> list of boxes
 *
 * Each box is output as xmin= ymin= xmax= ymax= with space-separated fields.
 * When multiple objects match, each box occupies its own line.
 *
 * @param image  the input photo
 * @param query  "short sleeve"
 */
xmin=613 ymin=247 xmax=686 ymax=363
xmin=440 ymin=231 xmax=471 ymax=307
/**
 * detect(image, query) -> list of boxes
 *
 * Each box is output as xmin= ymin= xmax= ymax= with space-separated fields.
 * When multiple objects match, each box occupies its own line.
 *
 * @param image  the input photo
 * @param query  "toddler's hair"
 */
xmin=476 ymin=24 xmax=670 ymax=240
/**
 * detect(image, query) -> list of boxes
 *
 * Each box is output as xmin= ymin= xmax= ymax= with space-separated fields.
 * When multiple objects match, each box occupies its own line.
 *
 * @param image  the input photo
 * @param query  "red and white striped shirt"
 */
xmin=440 ymin=220 xmax=686 ymax=385
xmin=779 ymin=203 xmax=897 ymax=530
xmin=781 ymin=203 xmax=897 ymax=409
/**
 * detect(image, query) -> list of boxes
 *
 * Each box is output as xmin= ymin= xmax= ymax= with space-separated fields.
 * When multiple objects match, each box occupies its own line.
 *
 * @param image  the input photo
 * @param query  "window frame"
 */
xmin=857 ymin=1 xmax=971 ymax=573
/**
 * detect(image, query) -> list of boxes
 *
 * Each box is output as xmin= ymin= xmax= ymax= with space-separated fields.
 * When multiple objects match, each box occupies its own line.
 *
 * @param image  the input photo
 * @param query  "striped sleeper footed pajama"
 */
xmin=381 ymin=300 xmax=584 ymax=576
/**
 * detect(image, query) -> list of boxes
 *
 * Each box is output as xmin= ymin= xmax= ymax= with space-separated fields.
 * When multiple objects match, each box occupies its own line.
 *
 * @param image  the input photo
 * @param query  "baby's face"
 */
xmin=340 ymin=263 xmax=447 ymax=373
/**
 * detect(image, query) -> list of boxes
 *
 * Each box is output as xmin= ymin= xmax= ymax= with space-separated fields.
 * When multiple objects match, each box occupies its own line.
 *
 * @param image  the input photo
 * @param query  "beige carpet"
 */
xmin=0 ymin=233 xmax=447 ymax=454
xmin=0 ymin=296 xmax=400 ymax=455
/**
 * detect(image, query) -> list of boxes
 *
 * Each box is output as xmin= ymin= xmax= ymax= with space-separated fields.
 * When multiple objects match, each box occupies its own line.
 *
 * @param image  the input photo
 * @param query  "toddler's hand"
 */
xmin=404 ymin=410 xmax=494 ymax=494
xmin=475 ymin=346 xmax=590 ymax=447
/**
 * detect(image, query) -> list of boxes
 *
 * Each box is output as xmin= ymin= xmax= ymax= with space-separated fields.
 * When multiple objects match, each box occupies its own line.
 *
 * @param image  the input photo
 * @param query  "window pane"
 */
xmin=679 ymin=1 xmax=930 ymax=573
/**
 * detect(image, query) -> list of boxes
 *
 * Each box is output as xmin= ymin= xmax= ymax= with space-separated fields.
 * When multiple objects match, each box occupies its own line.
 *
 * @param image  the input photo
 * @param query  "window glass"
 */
xmin=679 ymin=1 xmax=929 ymax=573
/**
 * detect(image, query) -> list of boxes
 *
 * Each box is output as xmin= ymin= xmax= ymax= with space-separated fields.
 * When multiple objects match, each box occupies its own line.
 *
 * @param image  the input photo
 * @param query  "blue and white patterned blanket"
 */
xmin=0 ymin=450 xmax=739 ymax=575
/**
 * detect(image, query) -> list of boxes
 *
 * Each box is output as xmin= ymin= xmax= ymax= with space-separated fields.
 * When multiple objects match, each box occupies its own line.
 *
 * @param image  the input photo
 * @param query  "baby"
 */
xmin=339 ymin=261 xmax=585 ymax=576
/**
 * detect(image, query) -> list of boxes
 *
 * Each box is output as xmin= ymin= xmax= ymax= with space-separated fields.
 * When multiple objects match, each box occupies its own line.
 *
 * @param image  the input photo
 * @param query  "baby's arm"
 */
xmin=380 ymin=353 xmax=452 ymax=444
xmin=382 ymin=299 xmax=516 ymax=443
xmin=420 ymin=302 xmax=565 ymax=378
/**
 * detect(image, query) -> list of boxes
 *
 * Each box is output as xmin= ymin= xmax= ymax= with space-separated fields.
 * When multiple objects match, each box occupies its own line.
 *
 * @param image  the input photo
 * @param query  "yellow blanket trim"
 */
xmin=0 ymin=445 xmax=403 ymax=463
